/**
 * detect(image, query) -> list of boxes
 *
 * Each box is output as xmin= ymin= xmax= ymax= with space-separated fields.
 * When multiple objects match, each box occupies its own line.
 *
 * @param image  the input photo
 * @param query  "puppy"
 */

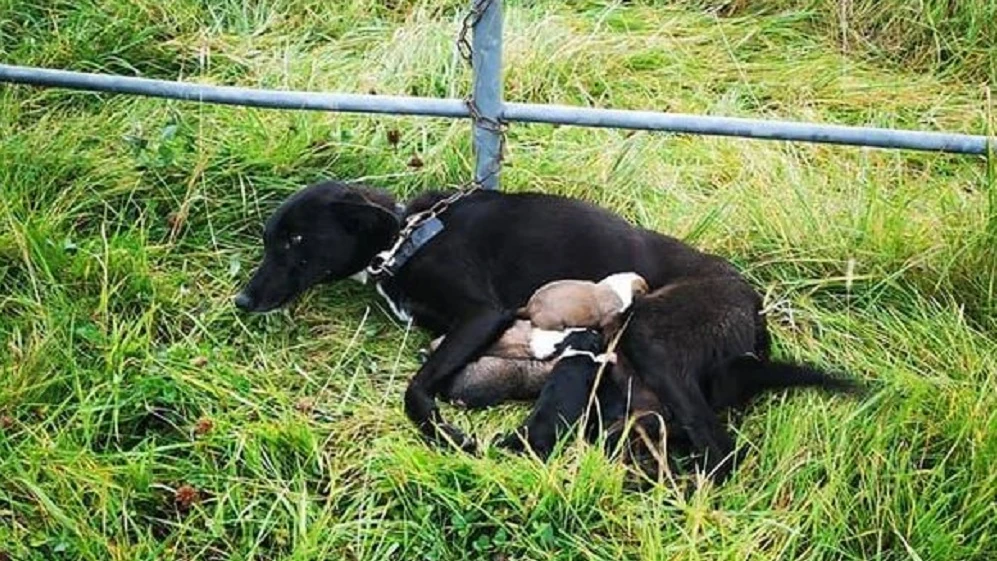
xmin=426 ymin=319 xmax=564 ymax=410
xmin=428 ymin=272 xmax=646 ymax=413
xmin=518 ymin=272 xmax=649 ymax=331
xmin=495 ymin=329 xmax=615 ymax=459
xmin=432 ymin=271 xmax=645 ymax=361
xmin=441 ymin=356 xmax=553 ymax=409
xmin=428 ymin=272 xmax=643 ymax=409
xmin=428 ymin=319 xmax=535 ymax=359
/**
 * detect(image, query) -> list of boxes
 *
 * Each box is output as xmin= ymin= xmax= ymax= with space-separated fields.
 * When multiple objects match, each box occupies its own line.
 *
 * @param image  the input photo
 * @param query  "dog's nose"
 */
xmin=233 ymin=292 xmax=254 ymax=311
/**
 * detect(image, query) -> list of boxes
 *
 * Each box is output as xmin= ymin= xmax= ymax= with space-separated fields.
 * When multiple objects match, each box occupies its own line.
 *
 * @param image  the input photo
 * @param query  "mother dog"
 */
xmin=235 ymin=180 xmax=854 ymax=481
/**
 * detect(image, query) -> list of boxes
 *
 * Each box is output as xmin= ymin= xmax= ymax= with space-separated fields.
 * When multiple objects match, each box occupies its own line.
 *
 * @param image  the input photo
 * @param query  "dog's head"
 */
xmin=234 ymin=180 xmax=399 ymax=312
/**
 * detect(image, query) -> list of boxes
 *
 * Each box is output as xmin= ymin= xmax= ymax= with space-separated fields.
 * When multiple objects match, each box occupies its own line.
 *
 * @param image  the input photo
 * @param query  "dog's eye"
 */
xmin=290 ymin=234 xmax=303 ymax=245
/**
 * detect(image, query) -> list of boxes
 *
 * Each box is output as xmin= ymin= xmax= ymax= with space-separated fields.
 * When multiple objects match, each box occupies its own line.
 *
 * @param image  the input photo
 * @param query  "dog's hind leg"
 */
xmin=622 ymin=338 xmax=740 ymax=483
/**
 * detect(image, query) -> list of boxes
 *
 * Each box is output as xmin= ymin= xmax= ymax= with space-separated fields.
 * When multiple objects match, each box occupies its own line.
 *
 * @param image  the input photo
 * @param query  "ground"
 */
xmin=1 ymin=1 xmax=995 ymax=560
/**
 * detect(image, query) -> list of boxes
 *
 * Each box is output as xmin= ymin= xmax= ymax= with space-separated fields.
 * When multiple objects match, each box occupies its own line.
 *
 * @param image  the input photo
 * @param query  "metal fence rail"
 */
xmin=1 ymin=0 xmax=991 ymax=191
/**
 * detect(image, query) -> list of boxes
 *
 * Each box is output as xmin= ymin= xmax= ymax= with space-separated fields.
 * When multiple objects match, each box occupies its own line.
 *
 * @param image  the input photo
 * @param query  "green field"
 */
xmin=1 ymin=1 xmax=995 ymax=559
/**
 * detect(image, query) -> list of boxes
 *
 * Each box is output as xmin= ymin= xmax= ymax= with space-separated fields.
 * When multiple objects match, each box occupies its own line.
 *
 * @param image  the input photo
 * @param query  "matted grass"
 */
xmin=1 ymin=1 xmax=995 ymax=559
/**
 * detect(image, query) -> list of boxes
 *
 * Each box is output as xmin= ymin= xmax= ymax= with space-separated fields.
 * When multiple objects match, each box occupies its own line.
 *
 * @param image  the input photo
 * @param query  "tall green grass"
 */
xmin=680 ymin=0 xmax=997 ymax=83
xmin=1 ymin=1 xmax=995 ymax=560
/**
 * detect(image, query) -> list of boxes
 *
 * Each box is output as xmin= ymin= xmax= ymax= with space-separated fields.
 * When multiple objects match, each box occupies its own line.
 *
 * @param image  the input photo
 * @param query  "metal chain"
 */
xmin=366 ymin=185 xmax=481 ymax=278
xmin=465 ymin=95 xmax=507 ymax=185
xmin=366 ymin=1 xmax=507 ymax=279
xmin=455 ymin=0 xmax=507 ymax=185
xmin=456 ymin=0 xmax=494 ymax=68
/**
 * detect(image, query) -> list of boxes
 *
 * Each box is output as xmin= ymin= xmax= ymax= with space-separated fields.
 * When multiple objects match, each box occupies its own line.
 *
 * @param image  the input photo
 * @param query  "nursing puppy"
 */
xmin=518 ymin=272 xmax=649 ymax=331
xmin=431 ymin=272 xmax=646 ymax=359
xmin=427 ymin=273 xmax=646 ymax=408
xmin=441 ymin=356 xmax=552 ymax=409
xmin=495 ymin=329 xmax=615 ymax=458
xmin=427 ymin=320 xmax=551 ymax=408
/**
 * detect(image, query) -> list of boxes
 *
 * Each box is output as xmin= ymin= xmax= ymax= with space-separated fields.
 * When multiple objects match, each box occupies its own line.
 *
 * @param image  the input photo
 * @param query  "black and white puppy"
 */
xmin=235 ymin=179 xmax=858 ymax=482
xmin=494 ymin=329 xmax=614 ymax=459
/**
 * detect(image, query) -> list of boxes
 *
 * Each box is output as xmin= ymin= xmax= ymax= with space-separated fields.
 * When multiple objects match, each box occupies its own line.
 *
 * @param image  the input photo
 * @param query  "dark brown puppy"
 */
xmin=441 ymin=356 xmax=553 ymax=409
xmin=495 ymin=329 xmax=614 ymax=458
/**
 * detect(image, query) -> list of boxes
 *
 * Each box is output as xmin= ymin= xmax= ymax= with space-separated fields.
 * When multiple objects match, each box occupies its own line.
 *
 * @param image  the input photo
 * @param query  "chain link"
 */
xmin=455 ymin=0 xmax=507 ymax=183
xmin=456 ymin=0 xmax=494 ymax=68
xmin=366 ymin=184 xmax=481 ymax=278
xmin=465 ymin=96 xmax=507 ymax=184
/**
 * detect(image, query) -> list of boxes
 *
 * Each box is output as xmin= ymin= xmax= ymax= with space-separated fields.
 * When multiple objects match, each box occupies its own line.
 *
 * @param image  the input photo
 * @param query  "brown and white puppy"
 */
xmin=518 ymin=272 xmax=649 ymax=331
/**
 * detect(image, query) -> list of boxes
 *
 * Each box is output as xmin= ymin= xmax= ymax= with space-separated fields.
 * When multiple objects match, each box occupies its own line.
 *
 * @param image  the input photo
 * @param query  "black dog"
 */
xmin=236 ymin=180 xmax=857 ymax=481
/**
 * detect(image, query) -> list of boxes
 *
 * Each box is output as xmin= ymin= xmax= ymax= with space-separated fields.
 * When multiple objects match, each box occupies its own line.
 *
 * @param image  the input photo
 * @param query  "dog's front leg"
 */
xmin=404 ymin=308 xmax=516 ymax=453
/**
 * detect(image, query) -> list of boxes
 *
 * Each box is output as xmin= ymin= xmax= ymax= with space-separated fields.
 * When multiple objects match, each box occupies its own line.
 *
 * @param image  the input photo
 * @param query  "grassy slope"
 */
xmin=1 ymin=1 xmax=995 ymax=559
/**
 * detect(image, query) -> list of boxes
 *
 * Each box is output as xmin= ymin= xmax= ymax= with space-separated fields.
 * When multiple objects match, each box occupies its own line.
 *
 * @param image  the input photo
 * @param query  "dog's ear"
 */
xmin=330 ymin=201 xmax=399 ymax=240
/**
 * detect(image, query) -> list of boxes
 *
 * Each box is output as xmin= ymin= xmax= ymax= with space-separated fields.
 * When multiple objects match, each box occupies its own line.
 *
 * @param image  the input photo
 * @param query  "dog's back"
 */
xmin=395 ymin=190 xmax=737 ymax=325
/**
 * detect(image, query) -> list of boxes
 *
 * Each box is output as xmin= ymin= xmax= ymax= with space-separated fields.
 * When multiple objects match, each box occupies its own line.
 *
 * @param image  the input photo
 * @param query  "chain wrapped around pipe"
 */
xmin=456 ymin=0 xmax=507 ymax=188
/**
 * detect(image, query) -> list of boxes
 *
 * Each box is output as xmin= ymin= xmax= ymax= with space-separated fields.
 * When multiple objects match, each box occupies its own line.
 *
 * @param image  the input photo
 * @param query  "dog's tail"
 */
xmin=719 ymin=355 xmax=864 ymax=409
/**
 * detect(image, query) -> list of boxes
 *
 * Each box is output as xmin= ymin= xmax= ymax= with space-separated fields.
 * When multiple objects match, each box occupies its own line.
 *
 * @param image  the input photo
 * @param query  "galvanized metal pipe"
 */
xmin=0 ymin=63 xmax=990 ymax=156
xmin=470 ymin=0 xmax=505 ymax=190
xmin=0 ymin=63 xmax=471 ymax=118
xmin=503 ymin=102 xmax=990 ymax=155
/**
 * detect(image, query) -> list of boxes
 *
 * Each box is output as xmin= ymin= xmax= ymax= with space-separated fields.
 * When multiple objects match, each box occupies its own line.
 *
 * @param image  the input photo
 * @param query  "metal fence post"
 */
xmin=471 ymin=0 xmax=504 ymax=190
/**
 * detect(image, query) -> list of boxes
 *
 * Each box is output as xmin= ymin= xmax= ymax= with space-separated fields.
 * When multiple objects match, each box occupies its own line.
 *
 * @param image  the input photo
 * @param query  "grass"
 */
xmin=683 ymin=0 xmax=997 ymax=84
xmin=1 ymin=0 xmax=996 ymax=559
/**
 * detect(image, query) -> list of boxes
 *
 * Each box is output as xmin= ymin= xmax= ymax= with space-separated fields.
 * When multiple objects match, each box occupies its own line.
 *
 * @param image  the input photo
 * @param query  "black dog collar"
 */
xmin=366 ymin=186 xmax=479 ymax=279
xmin=378 ymin=216 xmax=444 ymax=277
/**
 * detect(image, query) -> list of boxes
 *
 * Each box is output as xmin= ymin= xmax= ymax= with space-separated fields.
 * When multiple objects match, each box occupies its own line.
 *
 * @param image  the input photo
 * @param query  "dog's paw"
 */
xmin=495 ymin=429 xmax=528 ymax=454
xmin=434 ymin=422 xmax=478 ymax=455
xmin=496 ymin=429 xmax=557 ymax=459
